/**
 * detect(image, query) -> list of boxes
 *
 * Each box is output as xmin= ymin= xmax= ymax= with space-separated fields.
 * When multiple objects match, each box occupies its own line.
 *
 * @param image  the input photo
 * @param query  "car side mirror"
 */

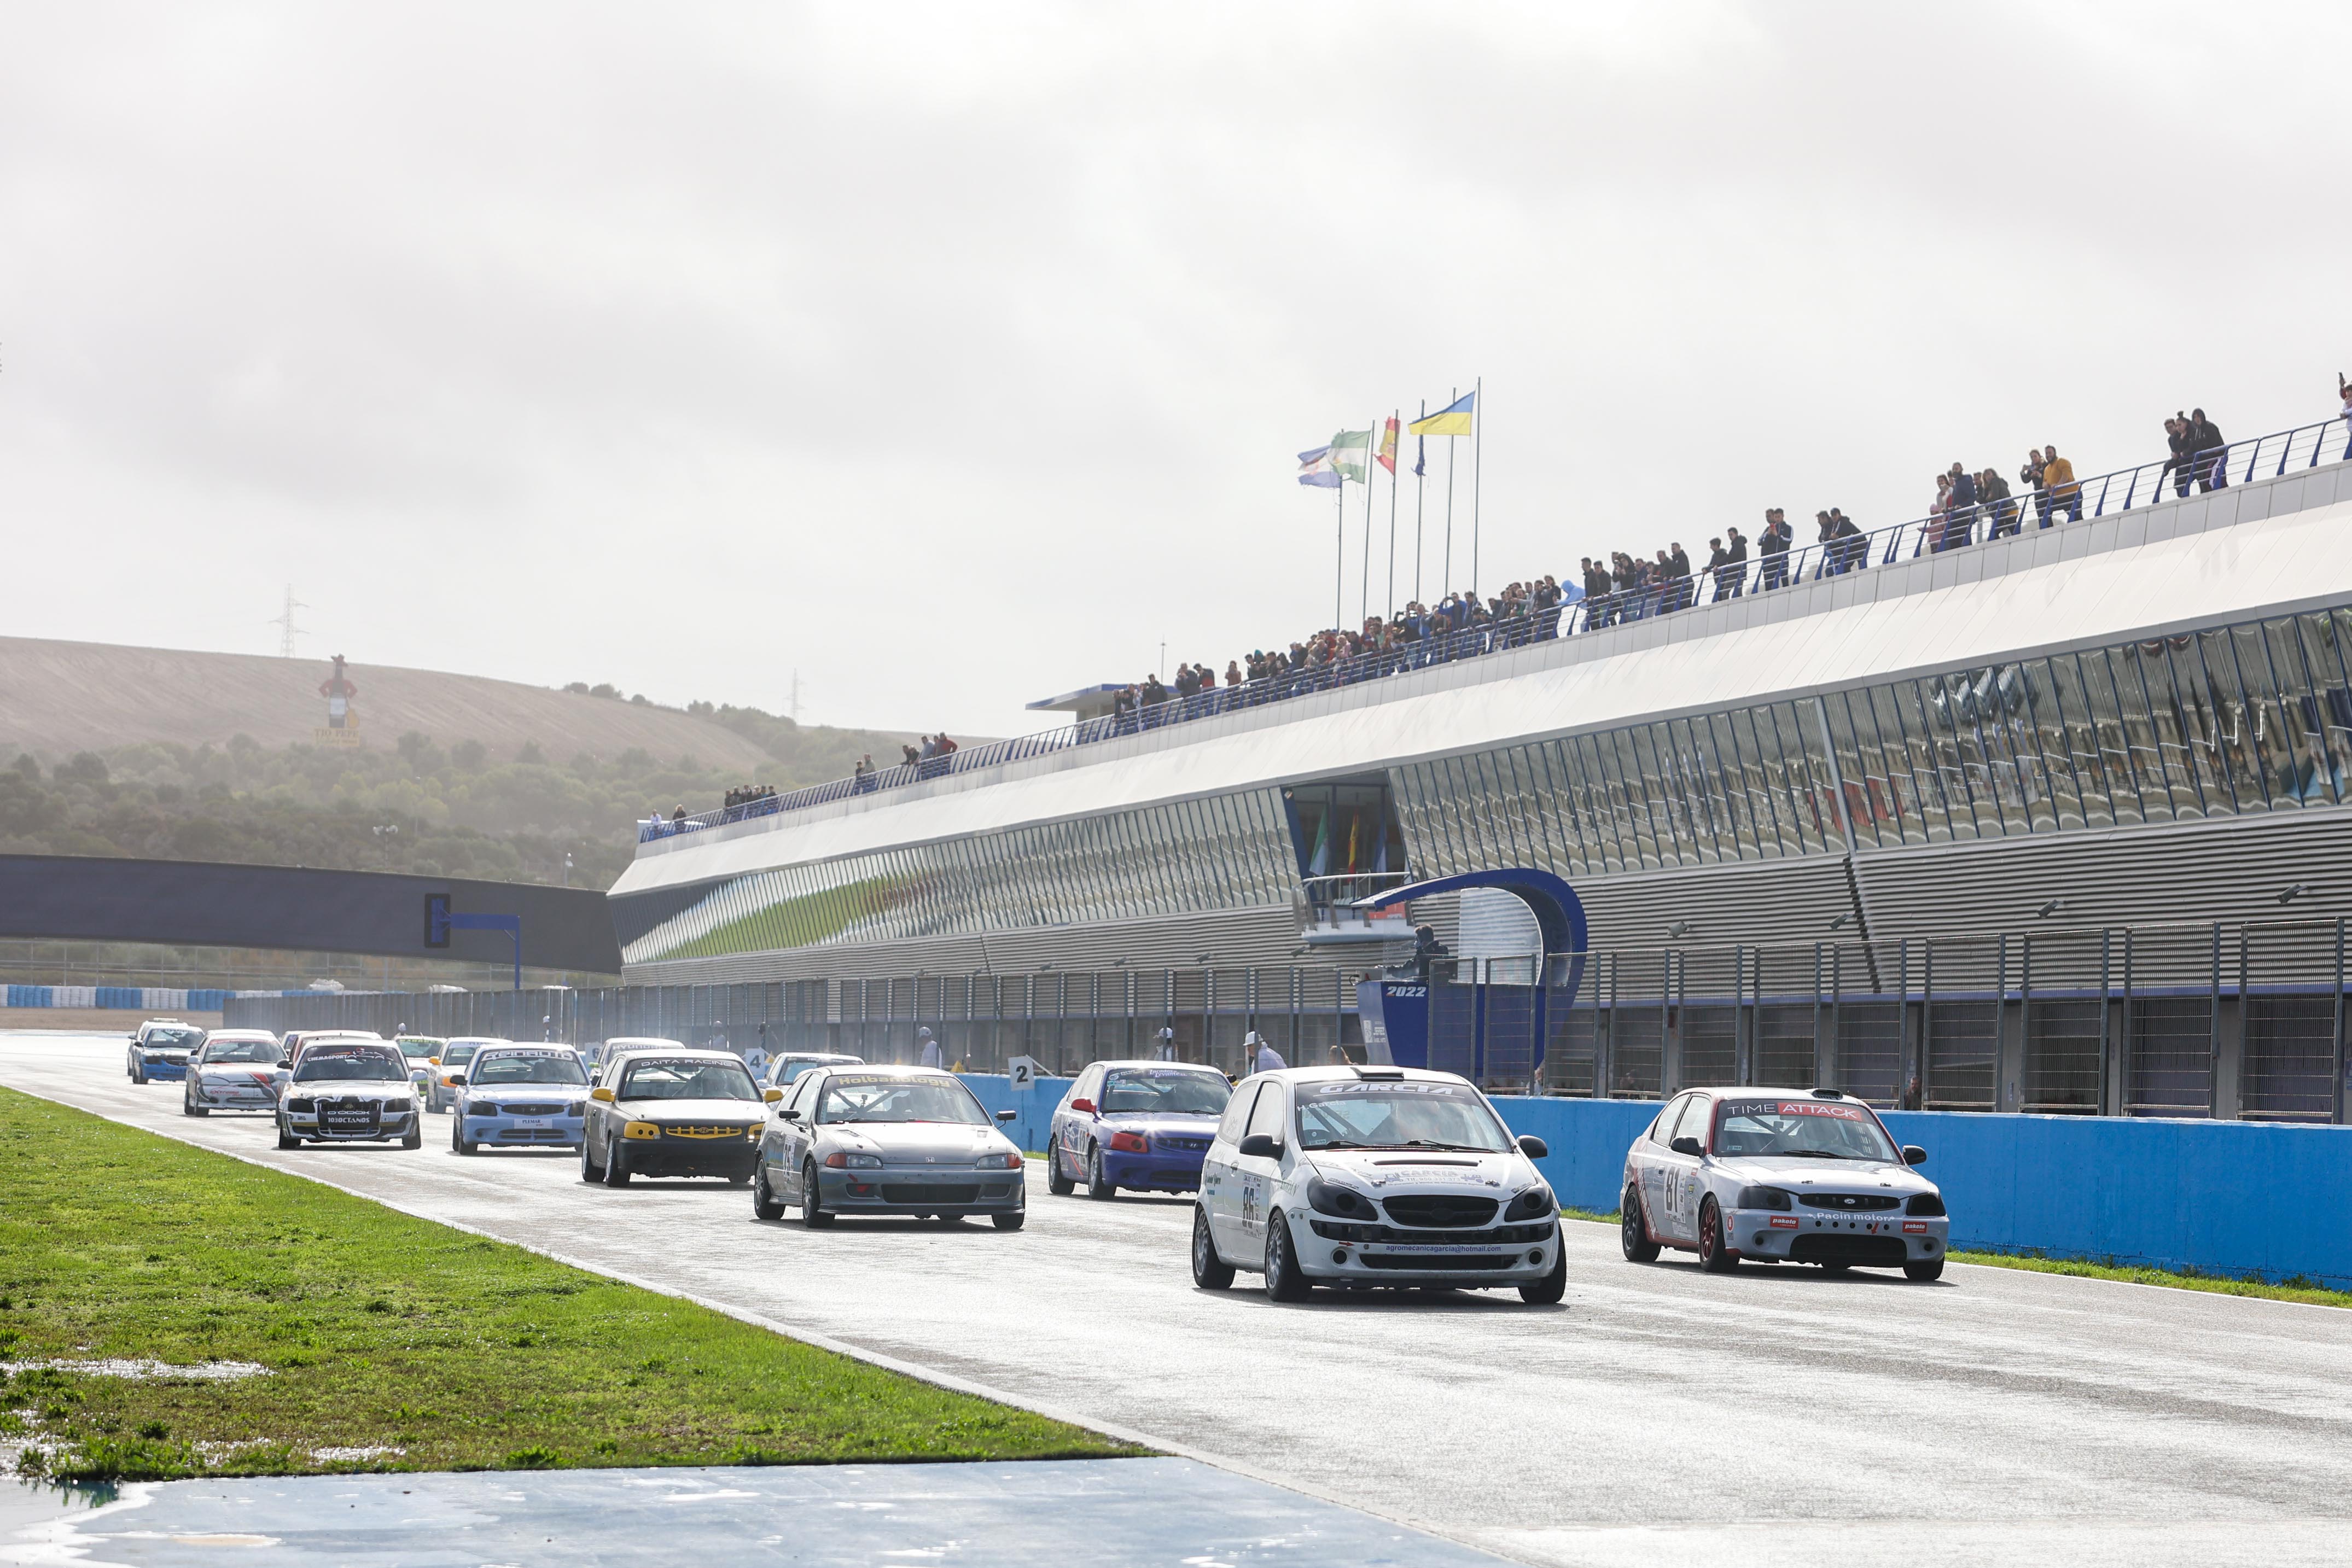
xmin=1670 ymin=1135 xmax=1703 ymax=1157
xmin=763 ymin=1088 xmax=784 ymax=1104
xmin=1237 ymin=1134 xmax=1281 ymax=1159
xmin=446 ymin=1073 xmax=466 ymax=1087
xmin=1070 ymin=1098 xmax=1095 ymax=1115
xmin=779 ymin=1107 xmax=801 ymax=1122
xmin=1902 ymin=1144 xmax=1928 ymax=1166
xmin=590 ymin=1086 xmax=615 ymax=1103
xmin=995 ymin=1109 xmax=1017 ymax=1122
xmin=1516 ymin=1134 xmax=1549 ymax=1160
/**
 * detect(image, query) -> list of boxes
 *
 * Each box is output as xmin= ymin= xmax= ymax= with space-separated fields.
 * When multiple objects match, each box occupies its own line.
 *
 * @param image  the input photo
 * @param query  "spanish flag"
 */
xmin=1408 ymin=390 xmax=1475 ymax=438
xmin=1376 ymin=416 xmax=1399 ymax=475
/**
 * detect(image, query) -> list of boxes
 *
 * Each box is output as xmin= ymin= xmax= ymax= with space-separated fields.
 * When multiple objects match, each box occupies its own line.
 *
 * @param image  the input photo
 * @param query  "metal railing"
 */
xmin=640 ymin=415 xmax=2352 ymax=844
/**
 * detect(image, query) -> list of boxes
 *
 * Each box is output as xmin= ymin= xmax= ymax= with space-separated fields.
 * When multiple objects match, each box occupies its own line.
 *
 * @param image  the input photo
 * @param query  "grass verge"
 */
xmin=0 ymin=1086 xmax=1140 ymax=1482
xmin=1555 ymin=1206 xmax=2352 ymax=1308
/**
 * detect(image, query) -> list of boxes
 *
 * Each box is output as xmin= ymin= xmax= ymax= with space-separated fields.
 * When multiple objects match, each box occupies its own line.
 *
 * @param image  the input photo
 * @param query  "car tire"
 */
xmin=800 ymin=1161 xmax=835 ymax=1228
xmin=453 ymin=1120 xmax=477 ymax=1156
xmin=1191 ymin=1204 xmax=1235 ymax=1291
xmin=275 ymin=1122 xmax=301 ymax=1150
xmin=1520 ymin=1225 xmax=1568 ymax=1304
xmin=603 ymin=1143 xmax=633 ymax=1186
xmin=1903 ymin=1258 xmax=1945 ymax=1283
xmin=1046 ymin=1145 xmax=1076 ymax=1197
xmin=1085 ymin=1143 xmax=1116 ymax=1200
xmin=752 ymin=1164 xmax=785 ymax=1221
xmin=1620 ymin=1186 xmax=1662 ymax=1263
xmin=1263 ymin=1211 xmax=1311 ymax=1302
xmin=183 ymin=1099 xmax=206 ymax=1117
xmin=580 ymin=1134 xmax=605 ymax=1183
xmin=400 ymin=1123 xmax=422 ymax=1151
xmin=1697 ymin=1197 xmax=1739 ymax=1273
xmin=992 ymin=1212 xmax=1025 ymax=1231
xmin=727 ymin=1163 xmax=752 ymax=1187
xmin=131 ymin=1062 xmax=146 ymax=1085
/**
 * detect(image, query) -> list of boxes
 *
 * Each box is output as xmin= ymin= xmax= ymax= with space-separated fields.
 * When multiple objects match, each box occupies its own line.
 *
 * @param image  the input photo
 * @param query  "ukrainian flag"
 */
xmin=1408 ymin=390 xmax=1475 ymax=438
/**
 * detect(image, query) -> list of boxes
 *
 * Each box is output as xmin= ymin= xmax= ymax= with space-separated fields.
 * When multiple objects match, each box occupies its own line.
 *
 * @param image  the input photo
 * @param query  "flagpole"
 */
xmin=1413 ymin=399 xmax=1427 ymax=607
xmin=1442 ymin=384 xmax=1457 ymax=601
xmin=1385 ymin=410 xmax=1399 ymax=620
xmin=1334 ymin=479 xmax=1344 ymax=633
xmin=1470 ymin=375 xmax=1483 ymax=604
xmin=1359 ymin=425 xmax=1373 ymax=630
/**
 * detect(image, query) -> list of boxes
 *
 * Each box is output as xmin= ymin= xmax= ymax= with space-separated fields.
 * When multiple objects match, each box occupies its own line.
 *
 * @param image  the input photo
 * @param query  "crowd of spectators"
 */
xmin=722 ymin=783 xmax=779 ymax=811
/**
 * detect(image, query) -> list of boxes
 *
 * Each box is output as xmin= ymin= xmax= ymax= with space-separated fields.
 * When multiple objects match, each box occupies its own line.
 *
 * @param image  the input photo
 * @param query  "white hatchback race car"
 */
xmin=1620 ymin=1088 xmax=1949 ymax=1280
xmin=1192 ymin=1065 xmax=1564 ymax=1303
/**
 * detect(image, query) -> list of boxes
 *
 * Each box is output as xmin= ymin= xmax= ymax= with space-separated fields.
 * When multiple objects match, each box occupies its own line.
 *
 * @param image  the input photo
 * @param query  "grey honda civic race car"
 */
xmin=753 ymin=1065 xmax=1026 ymax=1229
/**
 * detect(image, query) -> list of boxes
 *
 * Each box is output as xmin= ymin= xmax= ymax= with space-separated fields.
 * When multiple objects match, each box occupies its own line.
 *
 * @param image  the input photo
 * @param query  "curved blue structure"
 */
xmin=1350 ymin=868 xmax=1591 ymax=1083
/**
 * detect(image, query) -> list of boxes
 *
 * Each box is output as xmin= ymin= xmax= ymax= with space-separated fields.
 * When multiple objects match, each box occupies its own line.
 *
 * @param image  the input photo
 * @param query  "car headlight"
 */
xmin=468 ymin=1103 xmax=498 ymax=1118
xmin=566 ymin=1101 xmax=585 ymax=1117
xmin=824 ymin=1152 xmax=883 ymax=1169
xmin=1504 ymin=1184 xmax=1557 ymax=1221
xmin=284 ymin=1098 xmax=315 ymax=1114
xmin=1305 ymin=1176 xmax=1372 ymax=1218
xmin=623 ymin=1121 xmax=662 ymax=1140
xmin=976 ymin=1152 xmax=1023 ymax=1169
xmin=1905 ymin=1192 xmax=1946 ymax=1217
xmin=1737 ymin=1185 xmax=1794 ymax=1211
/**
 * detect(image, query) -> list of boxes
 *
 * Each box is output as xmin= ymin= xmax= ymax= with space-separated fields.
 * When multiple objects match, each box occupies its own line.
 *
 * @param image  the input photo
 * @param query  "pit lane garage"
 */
xmin=1620 ymin=1088 xmax=1950 ymax=1279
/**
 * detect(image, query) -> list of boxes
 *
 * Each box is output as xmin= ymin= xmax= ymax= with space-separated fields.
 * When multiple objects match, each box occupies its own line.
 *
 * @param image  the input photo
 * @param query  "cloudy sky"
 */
xmin=3 ymin=3 xmax=2347 ymax=744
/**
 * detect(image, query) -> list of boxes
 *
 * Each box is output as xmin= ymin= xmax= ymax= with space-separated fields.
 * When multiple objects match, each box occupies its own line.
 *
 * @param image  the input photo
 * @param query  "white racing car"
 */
xmin=181 ymin=1030 xmax=288 ymax=1116
xmin=1192 ymin=1065 xmax=1565 ymax=1303
xmin=1620 ymin=1088 xmax=1949 ymax=1279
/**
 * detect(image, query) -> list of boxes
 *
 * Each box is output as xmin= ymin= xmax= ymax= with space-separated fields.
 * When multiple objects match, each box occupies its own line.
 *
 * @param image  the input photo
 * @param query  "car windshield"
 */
xmin=293 ymin=1050 xmax=407 ymax=1083
xmin=473 ymin=1052 xmax=589 ymax=1087
xmin=395 ymin=1039 xmax=444 ymax=1060
xmin=1711 ymin=1099 xmax=1901 ymax=1161
xmin=817 ymin=1074 xmax=987 ymax=1126
xmin=1100 ymin=1068 xmax=1230 ymax=1116
xmin=146 ymin=1028 xmax=204 ymax=1051
xmin=618 ymin=1058 xmax=759 ymax=1102
xmin=1294 ymin=1080 xmax=1515 ymax=1152
xmin=443 ymin=1044 xmax=481 ymax=1066
xmin=776 ymin=1056 xmax=855 ymax=1084
xmin=203 ymin=1040 xmax=283 ymax=1065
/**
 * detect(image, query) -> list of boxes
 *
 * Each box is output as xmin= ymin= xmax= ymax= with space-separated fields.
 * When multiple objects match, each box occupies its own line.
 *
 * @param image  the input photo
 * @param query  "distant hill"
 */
xmin=0 ymin=636 xmax=790 ymax=772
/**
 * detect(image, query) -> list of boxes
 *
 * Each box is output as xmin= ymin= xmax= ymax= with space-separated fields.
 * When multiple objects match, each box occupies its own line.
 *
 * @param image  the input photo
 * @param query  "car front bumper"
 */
xmin=188 ymin=1077 xmax=280 ymax=1110
xmin=465 ymin=1110 xmax=585 ymax=1148
xmin=1101 ymin=1147 xmax=1209 ymax=1192
xmin=1732 ymin=1206 xmax=1947 ymax=1264
xmin=283 ymin=1104 xmax=417 ymax=1140
xmin=1294 ymin=1213 xmax=1558 ymax=1284
xmin=815 ymin=1166 xmax=1026 ymax=1215
xmin=140 ymin=1059 xmax=190 ymax=1081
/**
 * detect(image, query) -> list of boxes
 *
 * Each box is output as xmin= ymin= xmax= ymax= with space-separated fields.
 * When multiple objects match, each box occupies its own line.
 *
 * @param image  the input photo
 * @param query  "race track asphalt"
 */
xmin=9 ymin=1032 xmax=2352 ymax=1568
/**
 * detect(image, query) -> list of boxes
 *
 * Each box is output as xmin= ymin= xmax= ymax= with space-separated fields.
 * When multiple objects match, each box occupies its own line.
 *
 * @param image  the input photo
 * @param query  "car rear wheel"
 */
xmin=1697 ymin=1197 xmax=1739 ymax=1273
xmin=603 ymin=1143 xmax=633 ymax=1186
xmin=1046 ymin=1144 xmax=1076 ymax=1196
xmin=752 ymin=1164 xmax=785 ymax=1221
xmin=1191 ymin=1204 xmax=1235 ymax=1290
xmin=580 ymin=1132 xmax=605 ymax=1182
xmin=1263 ymin=1211 xmax=1311 ymax=1302
xmin=1086 ymin=1144 xmax=1116 ymax=1200
xmin=1621 ymin=1185 xmax=1661 ymax=1262
xmin=1520 ymin=1225 xmax=1568 ymax=1304
xmin=992 ymin=1212 xmax=1025 ymax=1231
xmin=800 ymin=1161 xmax=835 ymax=1228
xmin=1904 ymin=1258 xmax=1945 ymax=1282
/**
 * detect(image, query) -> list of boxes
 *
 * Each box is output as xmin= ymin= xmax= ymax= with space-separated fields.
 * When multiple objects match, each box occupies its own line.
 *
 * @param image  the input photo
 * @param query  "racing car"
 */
xmin=126 ymin=1019 xmax=207 ymax=1083
xmin=1620 ymin=1087 xmax=1948 ymax=1280
xmin=181 ymin=1030 xmax=288 ymax=1115
xmin=580 ymin=1046 xmax=765 ymax=1186
xmin=1192 ymin=1065 xmax=1564 ymax=1303
xmin=1046 ymin=1059 xmax=1231 ymax=1198
xmin=451 ymin=1043 xmax=590 ymax=1154
xmin=753 ymin=1064 xmax=1026 ymax=1228
xmin=276 ymin=1039 xmax=423 ymax=1150
xmin=424 ymin=1037 xmax=508 ymax=1114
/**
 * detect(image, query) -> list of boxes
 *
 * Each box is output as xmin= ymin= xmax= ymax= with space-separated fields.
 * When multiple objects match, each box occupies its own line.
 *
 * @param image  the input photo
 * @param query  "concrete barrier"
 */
xmin=958 ymin=1072 xmax=2352 ymax=1287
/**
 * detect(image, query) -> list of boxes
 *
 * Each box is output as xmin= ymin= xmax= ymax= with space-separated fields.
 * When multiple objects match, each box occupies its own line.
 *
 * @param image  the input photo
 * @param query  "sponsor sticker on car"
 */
xmin=1720 ymin=1098 xmax=1867 ymax=1123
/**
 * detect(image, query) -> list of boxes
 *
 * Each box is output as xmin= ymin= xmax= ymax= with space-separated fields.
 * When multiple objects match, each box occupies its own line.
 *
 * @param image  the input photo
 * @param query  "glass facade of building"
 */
xmin=1395 ymin=607 xmax=2352 ymax=879
xmin=621 ymin=787 xmax=1297 ymax=965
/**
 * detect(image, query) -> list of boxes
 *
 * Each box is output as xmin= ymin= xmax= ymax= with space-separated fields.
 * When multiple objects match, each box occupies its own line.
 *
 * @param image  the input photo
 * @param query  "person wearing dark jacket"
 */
xmin=2191 ymin=409 xmax=2228 ymax=492
xmin=2160 ymin=414 xmax=2194 ymax=499
xmin=1665 ymin=543 xmax=1692 ymax=610
xmin=1980 ymin=469 xmax=2017 ymax=538
xmin=1720 ymin=527 xmax=1749 ymax=597
xmin=1758 ymin=509 xmax=1792 ymax=590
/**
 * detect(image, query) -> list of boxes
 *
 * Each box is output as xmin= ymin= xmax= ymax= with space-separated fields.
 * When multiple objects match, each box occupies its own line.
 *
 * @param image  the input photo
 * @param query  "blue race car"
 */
xmin=126 ymin=1019 xmax=207 ymax=1083
xmin=452 ymin=1044 xmax=591 ymax=1154
xmin=1046 ymin=1060 xmax=1232 ymax=1199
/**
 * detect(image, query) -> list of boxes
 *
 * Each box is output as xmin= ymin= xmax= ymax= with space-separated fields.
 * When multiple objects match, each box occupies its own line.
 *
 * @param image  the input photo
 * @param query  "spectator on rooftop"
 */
xmin=2339 ymin=372 xmax=2352 ymax=454
xmin=1225 ymin=659 xmax=1242 ymax=686
xmin=671 ymin=803 xmax=688 ymax=825
xmin=2190 ymin=409 xmax=2227 ymax=492
xmin=2042 ymin=443 xmax=2083 ymax=523
xmin=1948 ymin=462 xmax=1978 ymax=550
xmin=1759 ymin=509 xmax=1792 ymax=590
xmin=2161 ymin=415 xmax=2194 ymax=499
xmin=1830 ymin=508 xmax=1863 ymax=570
xmin=2022 ymin=448 xmax=2052 ymax=528
xmin=1982 ymin=467 xmax=2017 ymax=538
xmin=1666 ymin=543 xmax=1692 ymax=610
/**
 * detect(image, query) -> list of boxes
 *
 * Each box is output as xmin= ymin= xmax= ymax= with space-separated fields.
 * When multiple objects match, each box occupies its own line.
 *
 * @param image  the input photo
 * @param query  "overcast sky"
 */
xmin=4 ymin=3 xmax=2348 ymax=746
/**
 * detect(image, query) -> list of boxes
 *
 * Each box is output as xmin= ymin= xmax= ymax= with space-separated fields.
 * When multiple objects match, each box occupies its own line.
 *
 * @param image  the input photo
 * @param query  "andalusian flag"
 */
xmin=1376 ymin=416 xmax=1399 ymax=475
xmin=1330 ymin=428 xmax=1372 ymax=483
xmin=1296 ymin=445 xmax=1342 ymax=488
xmin=1409 ymin=390 xmax=1475 ymax=438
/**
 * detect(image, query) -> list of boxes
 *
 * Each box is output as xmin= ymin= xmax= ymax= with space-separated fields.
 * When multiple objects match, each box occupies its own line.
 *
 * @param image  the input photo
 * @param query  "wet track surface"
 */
xmin=9 ymin=1033 xmax=2352 ymax=1567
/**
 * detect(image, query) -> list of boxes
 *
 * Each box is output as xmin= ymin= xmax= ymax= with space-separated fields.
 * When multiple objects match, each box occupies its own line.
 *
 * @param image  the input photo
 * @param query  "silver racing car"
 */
xmin=753 ymin=1065 xmax=1026 ymax=1229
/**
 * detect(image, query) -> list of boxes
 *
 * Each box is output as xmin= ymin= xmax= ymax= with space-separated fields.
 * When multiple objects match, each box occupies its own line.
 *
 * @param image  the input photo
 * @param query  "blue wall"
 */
xmin=959 ymin=1073 xmax=2352 ymax=1289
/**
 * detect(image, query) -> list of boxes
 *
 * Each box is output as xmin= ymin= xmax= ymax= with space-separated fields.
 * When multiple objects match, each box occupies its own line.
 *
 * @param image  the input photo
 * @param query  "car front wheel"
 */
xmin=603 ymin=1141 xmax=632 ymax=1186
xmin=275 ymin=1121 xmax=301 ymax=1150
xmin=1697 ymin=1197 xmax=1739 ymax=1273
xmin=580 ymin=1133 xmax=604 ymax=1182
xmin=1520 ymin=1225 xmax=1567 ymax=1304
xmin=131 ymin=1060 xmax=146 ymax=1085
xmin=1046 ymin=1143 xmax=1076 ymax=1197
xmin=1263 ymin=1211 xmax=1311 ymax=1302
xmin=453 ymin=1120 xmax=477 ymax=1156
xmin=1191 ymin=1204 xmax=1235 ymax=1290
xmin=1086 ymin=1144 xmax=1116 ymax=1200
xmin=1621 ymin=1185 xmax=1662 ymax=1262
xmin=752 ymin=1163 xmax=785 ymax=1221
xmin=183 ymin=1098 xmax=206 ymax=1117
xmin=800 ymin=1161 xmax=835 ymax=1228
